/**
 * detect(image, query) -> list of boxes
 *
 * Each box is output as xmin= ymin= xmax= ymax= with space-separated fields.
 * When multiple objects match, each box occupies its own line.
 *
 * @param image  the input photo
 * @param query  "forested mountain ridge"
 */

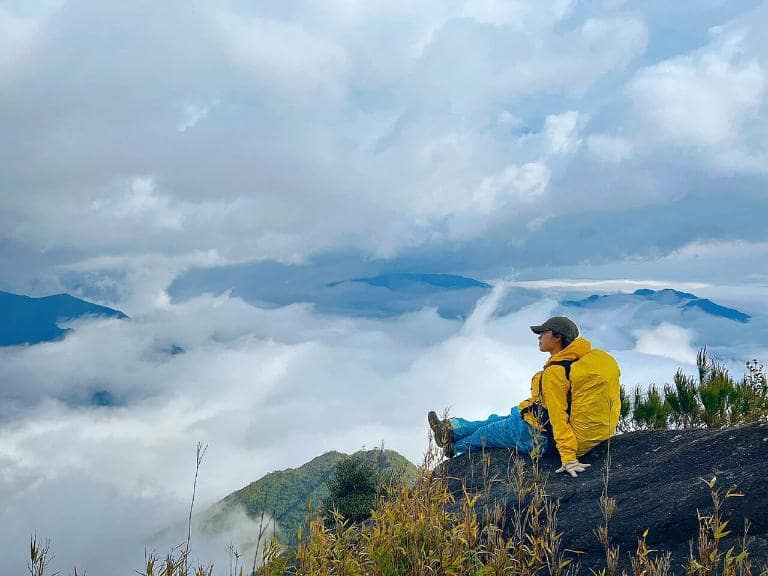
xmin=202 ymin=449 xmax=417 ymax=545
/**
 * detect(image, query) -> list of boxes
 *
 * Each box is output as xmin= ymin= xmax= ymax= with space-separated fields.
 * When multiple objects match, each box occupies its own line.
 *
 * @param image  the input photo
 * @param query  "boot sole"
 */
xmin=428 ymin=411 xmax=451 ymax=448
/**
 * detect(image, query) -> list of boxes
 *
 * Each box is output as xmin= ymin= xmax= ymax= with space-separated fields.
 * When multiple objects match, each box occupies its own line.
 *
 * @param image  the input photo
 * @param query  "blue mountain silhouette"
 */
xmin=563 ymin=288 xmax=750 ymax=323
xmin=327 ymin=273 xmax=491 ymax=290
xmin=0 ymin=291 xmax=127 ymax=346
xmin=681 ymin=299 xmax=750 ymax=322
xmin=322 ymin=273 xmax=496 ymax=318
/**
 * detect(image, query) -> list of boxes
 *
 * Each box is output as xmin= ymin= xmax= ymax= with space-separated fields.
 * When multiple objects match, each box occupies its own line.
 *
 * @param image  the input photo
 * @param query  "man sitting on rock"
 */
xmin=428 ymin=316 xmax=621 ymax=478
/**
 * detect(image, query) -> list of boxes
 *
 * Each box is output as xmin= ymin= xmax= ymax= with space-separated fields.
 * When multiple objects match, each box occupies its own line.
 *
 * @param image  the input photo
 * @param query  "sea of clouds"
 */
xmin=2 ymin=279 xmax=766 ymax=573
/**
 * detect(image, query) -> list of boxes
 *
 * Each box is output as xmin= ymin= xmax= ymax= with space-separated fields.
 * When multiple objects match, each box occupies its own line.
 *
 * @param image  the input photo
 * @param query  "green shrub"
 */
xmin=697 ymin=348 xmax=735 ymax=428
xmin=322 ymin=453 xmax=380 ymax=524
xmin=292 ymin=440 xmax=569 ymax=576
xmin=623 ymin=348 xmax=767 ymax=431
xmin=632 ymin=383 xmax=671 ymax=429
xmin=664 ymin=369 xmax=700 ymax=429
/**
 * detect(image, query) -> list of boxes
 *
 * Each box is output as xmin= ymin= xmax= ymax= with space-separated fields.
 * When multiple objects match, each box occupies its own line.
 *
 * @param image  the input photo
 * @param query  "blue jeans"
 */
xmin=450 ymin=407 xmax=547 ymax=456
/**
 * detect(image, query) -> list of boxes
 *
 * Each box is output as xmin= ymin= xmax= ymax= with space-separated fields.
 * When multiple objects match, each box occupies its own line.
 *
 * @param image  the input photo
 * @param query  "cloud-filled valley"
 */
xmin=2 ymin=279 xmax=767 ymax=573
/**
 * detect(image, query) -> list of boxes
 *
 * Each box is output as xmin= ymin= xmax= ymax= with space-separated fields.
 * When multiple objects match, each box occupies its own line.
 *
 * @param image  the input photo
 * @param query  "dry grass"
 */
xmin=25 ymin=432 xmax=768 ymax=576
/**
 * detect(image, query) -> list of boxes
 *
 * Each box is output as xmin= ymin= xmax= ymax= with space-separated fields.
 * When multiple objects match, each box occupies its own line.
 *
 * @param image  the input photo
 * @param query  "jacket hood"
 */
xmin=546 ymin=337 xmax=592 ymax=365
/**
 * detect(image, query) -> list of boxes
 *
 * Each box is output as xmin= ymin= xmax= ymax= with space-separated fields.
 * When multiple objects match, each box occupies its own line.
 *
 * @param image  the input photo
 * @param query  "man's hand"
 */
xmin=556 ymin=460 xmax=591 ymax=478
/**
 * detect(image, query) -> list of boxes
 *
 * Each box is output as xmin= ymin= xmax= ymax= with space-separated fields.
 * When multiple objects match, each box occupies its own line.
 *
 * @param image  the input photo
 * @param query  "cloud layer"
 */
xmin=2 ymin=1 xmax=767 ymax=307
xmin=2 ymin=281 xmax=767 ymax=572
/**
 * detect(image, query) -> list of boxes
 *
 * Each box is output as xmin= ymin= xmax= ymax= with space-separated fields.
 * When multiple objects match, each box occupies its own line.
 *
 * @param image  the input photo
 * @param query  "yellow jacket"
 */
xmin=518 ymin=337 xmax=621 ymax=464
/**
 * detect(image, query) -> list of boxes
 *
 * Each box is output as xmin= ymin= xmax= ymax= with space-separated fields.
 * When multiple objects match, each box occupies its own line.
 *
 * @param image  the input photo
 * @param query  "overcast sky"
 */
xmin=2 ymin=0 xmax=768 ymax=573
xmin=2 ymin=0 xmax=767 ymax=307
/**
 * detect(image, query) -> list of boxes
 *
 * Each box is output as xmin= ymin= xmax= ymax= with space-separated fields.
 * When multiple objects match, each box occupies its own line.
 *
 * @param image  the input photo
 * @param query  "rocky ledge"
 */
xmin=437 ymin=421 xmax=768 ymax=571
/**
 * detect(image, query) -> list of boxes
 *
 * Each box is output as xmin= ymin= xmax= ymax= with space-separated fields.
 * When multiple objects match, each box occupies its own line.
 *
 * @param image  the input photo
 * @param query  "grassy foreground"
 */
xmin=28 ymin=439 xmax=768 ymax=576
xmin=27 ymin=350 xmax=768 ymax=575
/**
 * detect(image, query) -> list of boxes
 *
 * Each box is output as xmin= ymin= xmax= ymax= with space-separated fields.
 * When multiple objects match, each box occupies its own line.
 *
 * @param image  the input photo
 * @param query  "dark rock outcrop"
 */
xmin=438 ymin=422 xmax=768 ymax=571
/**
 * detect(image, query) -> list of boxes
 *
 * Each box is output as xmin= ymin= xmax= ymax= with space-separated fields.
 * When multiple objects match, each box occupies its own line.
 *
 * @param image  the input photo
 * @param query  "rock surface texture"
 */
xmin=438 ymin=422 xmax=768 ymax=572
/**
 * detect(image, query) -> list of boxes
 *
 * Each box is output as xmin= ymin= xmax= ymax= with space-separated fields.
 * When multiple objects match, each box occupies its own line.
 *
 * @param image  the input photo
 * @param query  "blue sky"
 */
xmin=2 ymin=1 xmax=768 ymax=572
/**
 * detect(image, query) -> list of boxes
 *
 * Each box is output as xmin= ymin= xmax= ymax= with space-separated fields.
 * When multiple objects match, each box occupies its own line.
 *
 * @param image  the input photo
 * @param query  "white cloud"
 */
xmin=77 ymin=176 xmax=185 ymax=241
xmin=665 ymin=239 xmax=768 ymax=260
xmin=111 ymin=177 xmax=183 ymax=229
xmin=461 ymin=0 xmax=575 ymax=27
xmin=460 ymin=0 xmax=527 ymax=27
xmin=587 ymin=133 xmax=634 ymax=163
xmin=633 ymin=322 xmax=698 ymax=364
xmin=213 ymin=9 xmax=348 ymax=100
xmin=0 ymin=5 xmax=39 ymax=74
xmin=0 ymin=1 xmax=657 ymax=275
xmin=526 ymin=214 xmax=551 ymax=232
xmin=497 ymin=109 xmax=522 ymax=126
xmin=544 ymin=111 xmax=582 ymax=155
xmin=627 ymin=27 xmax=766 ymax=149
xmin=579 ymin=16 xmax=648 ymax=71
xmin=472 ymin=162 xmax=550 ymax=213
xmin=511 ymin=278 xmax=710 ymax=292
xmin=177 ymin=100 xmax=219 ymax=132
xmin=58 ymin=250 xmax=225 ymax=315
xmin=653 ymin=240 xmax=768 ymax=285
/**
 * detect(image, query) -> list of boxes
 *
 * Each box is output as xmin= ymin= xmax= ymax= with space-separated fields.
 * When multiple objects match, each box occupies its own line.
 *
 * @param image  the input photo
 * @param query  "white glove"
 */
xmin=556 ymin=460 xmax=591 ymax=478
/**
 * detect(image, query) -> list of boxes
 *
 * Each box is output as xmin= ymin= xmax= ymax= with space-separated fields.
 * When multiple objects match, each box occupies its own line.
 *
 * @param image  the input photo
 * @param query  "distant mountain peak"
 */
xmin=681 ymin=298 xmax=750 ymax=323
xmin=563 ymin=288 xmax=750 ymax=323
xmin=327 ymin=273 xmax=491 ymax=290
xmin=633 ymin=288 xmax=697 ymax=300
xmin=0 ymin=290 xmax=127 ymax=347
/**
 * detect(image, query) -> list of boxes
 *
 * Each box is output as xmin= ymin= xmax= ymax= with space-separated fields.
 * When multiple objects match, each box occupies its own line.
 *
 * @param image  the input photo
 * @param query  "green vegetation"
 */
xmin=256 ymin=447 xmax=767 ymax=576
xmin=204 ymin=449 xmax=417 ymax=547
xmin=323 ymin=454 xmax=378 ymax=523
xmin=27 ymin=454 xmax=768 ymax=576
xmin=620 ymin=348 xmax=767 ymax=431
xmin=322 ymin=449 xmax=410 ymax=525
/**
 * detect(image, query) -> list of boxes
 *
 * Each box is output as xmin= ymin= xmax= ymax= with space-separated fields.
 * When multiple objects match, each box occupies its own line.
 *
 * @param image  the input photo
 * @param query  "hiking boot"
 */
xmin=442 ymin=441 xmax=455 ymax=459
xmin=428 ymin=411 xmax=453 ymax=448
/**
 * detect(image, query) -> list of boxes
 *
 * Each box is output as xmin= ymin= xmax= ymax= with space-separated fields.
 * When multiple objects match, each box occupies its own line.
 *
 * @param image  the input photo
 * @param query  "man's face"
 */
xmin=538 ymin=330 xmax=561 ymax=353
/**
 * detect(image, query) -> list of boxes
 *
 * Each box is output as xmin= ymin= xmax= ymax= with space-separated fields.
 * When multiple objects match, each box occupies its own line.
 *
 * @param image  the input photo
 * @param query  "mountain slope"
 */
xmin=327 ymin=273 xmax=491 ymax=290
xmin=203 ymin=449 xmax=418 ymax=545
xmin=0 ymin=291 xmax=127 ymax=346
xmin=562 ymin=288 xmax=750 ymax=322
xmin=440 ymin=421 xmax=768 ymax=572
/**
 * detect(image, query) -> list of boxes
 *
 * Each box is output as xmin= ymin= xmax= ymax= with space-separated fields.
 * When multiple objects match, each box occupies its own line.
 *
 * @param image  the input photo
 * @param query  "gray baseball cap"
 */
xmin=530 ymin=316 xmax=579 ymax=340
